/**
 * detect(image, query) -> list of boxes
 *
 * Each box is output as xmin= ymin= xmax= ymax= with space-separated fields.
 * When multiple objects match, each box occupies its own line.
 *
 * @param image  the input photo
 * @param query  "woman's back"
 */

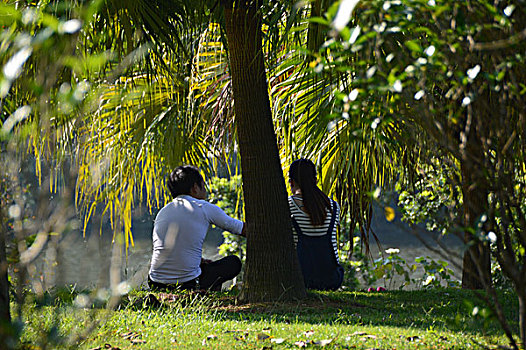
xmin=288 ymin=195 xmax=343 ymax=290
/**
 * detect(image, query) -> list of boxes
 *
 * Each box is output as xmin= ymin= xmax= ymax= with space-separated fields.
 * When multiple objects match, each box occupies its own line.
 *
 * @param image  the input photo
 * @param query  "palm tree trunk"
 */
xmin=307 ymin=0 xmax=324 ymax=52
xmin=223 ymin=0 xmax=306 ymax=302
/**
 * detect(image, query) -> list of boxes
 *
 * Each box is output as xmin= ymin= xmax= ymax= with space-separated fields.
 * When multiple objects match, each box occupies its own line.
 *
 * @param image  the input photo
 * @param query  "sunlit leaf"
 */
xmin=385 ymin=206 xmax=395 ymax=221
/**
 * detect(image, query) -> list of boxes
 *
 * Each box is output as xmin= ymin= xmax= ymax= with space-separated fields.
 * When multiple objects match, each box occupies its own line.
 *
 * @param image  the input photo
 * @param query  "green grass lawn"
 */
xmin=17 ymin=288 xmax=518 ymax=349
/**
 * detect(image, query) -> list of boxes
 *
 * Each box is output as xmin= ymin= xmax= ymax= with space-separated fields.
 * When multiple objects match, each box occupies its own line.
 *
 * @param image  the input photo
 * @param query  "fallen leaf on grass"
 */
xmin=234 ymin=334 xmax=247 ymax=342
xmin=349 ymin=331 xmax=368 ymax=336
xmin=202 ymin=334 xmax=218 ymax=345
xmin=224 ymin=329 xmax=245 ymax=333
xmin=360 ymin=335 xmax=377 ymax=341
xmin=157 ymin=293 xmax=179 ymax=303
xmin=313 ymin=339 xmax=334 ymax=346
xmin=406 ymin=335 xmax=420 ymax=342
xmin=295 ymin=340 xmax=307 ymax=348
xmin=257 ymin=333 xmax=271 ymax=341
xmin=103 ymin=345 xmax=120 ymax=350
xmin=120 ymin=332 xmax=135 ymax=340
xmin=119 ymin=331 xmax=145 ymax=344
xmin=142 ymin=294 xmax=161 ymax=307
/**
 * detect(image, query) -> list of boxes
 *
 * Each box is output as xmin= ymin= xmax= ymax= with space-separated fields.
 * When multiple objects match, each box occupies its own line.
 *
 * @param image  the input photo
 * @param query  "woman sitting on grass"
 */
xmin=288 ymin=159 xmax=344 ymax=290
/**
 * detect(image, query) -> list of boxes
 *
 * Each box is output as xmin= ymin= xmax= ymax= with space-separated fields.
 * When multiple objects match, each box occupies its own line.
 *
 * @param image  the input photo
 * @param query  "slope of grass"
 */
xmin=17 ymin=288 xmax=518 ymax=349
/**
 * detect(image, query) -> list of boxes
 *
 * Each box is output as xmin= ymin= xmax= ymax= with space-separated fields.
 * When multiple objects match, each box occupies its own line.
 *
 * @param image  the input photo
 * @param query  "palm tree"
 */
xmin=266 ymin=1 xmax=402 ymax=258
xmin=220 ymin=0 xmax=306 ymax=301
xmin=73 ymin=0 xmax=308 ymax=301
xmin=78 ymin=0 xmax=393 ymax=301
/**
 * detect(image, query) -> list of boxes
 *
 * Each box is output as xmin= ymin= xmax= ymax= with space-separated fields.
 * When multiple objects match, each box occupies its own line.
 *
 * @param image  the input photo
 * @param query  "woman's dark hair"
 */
xmin=289 ymin=159 xmax=331 ymax=226
xmin=167 ymin=165 xmax=204 ymax=198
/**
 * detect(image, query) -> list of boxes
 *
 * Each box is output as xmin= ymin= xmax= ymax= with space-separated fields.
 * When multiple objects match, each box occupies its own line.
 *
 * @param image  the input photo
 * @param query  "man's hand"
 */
xmin=240 ymin=223 xmax=247 ymax=237
xmin=200 ymin=258 xmax=212 ymax=265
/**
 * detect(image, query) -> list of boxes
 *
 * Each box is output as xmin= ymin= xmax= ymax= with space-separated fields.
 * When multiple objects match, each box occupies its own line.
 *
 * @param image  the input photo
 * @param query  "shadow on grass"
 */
xmin=128 ymin=287 xmax=518 ymax=337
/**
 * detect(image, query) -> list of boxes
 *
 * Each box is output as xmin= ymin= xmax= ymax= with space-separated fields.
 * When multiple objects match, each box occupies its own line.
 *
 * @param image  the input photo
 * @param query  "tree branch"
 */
xmin=471 ymin=28 xmax=526 ymax=51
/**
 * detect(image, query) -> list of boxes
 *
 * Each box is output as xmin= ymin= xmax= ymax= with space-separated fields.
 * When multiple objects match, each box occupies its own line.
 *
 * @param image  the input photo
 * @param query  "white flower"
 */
xmin=393 ymin=80 xmax=403 ymax=92
xmin=349 ymin=89 xmax=359 ymax=101
xmin=424 ymin=45 xmax=435 ymax=57
xmin=385 ymin=248 xmax=400 ymax=255
xmin=423 ymin=275 xmax=435 ymax=286
xmin=467 ymin=65 xmax=481 ymax=80
xmin=414 ymin=90 xmax=425 ymax=100
xmin=487 ymin=231 xmax=497 ymax=243
xmin=416 ymin=57 xmax=428 ymax=65
xmin=405 ymin=65 xmax=415 ymax=73
xmin=462 ymin=96 xmax=471 ymax=106
xmin=472 ymin=306 xmax=479 ymax=316
xmin=504 ymin=5 xmax=515 ymax=17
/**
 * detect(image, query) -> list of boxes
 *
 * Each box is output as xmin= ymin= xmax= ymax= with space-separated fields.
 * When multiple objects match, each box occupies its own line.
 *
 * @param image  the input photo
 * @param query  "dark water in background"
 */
xmin=31 ymin=209 xmax=230 ymax=292
xmin=31 ymin=203 xmax=464 ymax=291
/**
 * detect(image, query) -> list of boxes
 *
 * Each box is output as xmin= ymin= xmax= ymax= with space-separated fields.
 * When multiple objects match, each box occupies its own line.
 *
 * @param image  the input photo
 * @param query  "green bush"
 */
xmin=207 ymin=176 xmax=245 ymax=260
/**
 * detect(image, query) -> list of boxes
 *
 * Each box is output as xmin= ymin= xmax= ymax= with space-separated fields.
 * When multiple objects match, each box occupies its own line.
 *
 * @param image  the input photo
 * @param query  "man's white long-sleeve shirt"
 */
xmin=149 ymin=195 xmax=243 ymax=284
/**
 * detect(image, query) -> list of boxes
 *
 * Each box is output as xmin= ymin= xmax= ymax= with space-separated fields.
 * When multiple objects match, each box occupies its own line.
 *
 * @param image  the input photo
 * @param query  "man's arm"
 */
xmin=204 ymin=202 xmax=245 ymax=236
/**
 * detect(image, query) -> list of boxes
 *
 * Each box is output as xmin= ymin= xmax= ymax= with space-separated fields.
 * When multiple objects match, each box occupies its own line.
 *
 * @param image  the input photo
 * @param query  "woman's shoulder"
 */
xmin=328 ymin=198 xmax=340 ymax=210
xmin=289 ymin=196 xmax=309 ymax=217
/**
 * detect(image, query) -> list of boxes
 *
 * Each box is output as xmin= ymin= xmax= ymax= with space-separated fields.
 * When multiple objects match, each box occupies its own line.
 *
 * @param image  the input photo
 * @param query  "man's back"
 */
xmin=149 ymin=195 xmax=243 ymax=284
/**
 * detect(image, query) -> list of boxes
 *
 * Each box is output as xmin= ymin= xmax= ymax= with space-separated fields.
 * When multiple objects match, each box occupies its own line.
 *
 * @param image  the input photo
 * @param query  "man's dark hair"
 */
xmin=167 ymin=165 xmax=204 ymax=198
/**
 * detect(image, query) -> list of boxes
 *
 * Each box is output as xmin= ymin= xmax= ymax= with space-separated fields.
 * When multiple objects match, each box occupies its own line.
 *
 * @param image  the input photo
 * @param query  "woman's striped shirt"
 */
xmin=288 ymin=195 xmax=340 ymax=262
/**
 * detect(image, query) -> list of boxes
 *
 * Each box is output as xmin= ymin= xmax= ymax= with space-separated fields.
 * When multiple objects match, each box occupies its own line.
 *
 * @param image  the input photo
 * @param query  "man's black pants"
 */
xmin=148 ymin=255 xmax=242 ymax=292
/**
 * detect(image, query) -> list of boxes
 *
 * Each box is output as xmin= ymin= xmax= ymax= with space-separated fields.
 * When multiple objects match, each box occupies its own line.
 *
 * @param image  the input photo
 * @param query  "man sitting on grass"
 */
xmin=148 ymin=165 xmax=246 ymax=291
